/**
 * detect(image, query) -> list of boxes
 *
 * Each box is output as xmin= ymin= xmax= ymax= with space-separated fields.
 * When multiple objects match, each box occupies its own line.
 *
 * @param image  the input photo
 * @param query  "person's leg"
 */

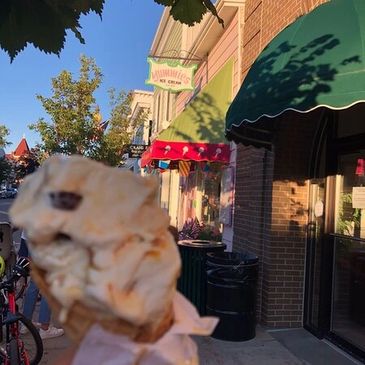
xmin=38 ymin=296 xmax=64 ymax=339
xmin=22 ymin=279 xmax=39 ymax=320
xmin=17 ymin=238 xmax=29 ymax=258
xmin=38 ymin=297 xmax=51 ymax=330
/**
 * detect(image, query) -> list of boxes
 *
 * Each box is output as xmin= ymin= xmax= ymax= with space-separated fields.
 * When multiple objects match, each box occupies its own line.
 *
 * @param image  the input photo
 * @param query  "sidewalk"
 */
xmin=39 ymin=335 xmax=71 ymax=364
xmin=35 ymin=325 xmax=362 ymax=364
xmin=196 ymin=327 xmax=304 ymax=365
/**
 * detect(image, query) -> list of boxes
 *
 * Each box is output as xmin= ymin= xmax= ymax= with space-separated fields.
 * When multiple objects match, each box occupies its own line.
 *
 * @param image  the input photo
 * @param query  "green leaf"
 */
xmin=170 ymin=0 xmax=207 ymax=26
xmin=153 ymin=0 xmax=223 ymax=27
xmin=202 ymin=0 xmax=224 ymax=27
xmin=154 ymin=0 xmax=175 ymax=5
xmin=0 ymin=0 xmax=104 ymax=60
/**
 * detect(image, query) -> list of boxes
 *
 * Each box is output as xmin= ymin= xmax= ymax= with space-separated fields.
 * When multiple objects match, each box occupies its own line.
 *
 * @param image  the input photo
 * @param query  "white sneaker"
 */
xmin=39 ymin=326 xmax=64 ymax=339
xmin=19 ymin=324 xmax=28 ymax=335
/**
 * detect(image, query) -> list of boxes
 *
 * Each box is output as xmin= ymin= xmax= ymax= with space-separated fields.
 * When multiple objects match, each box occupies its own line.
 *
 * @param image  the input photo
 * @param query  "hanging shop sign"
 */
xmin=146 ymin=58 xmax=197 ymax=92
xmin=126 ymin=144 xmax=149 ymax=159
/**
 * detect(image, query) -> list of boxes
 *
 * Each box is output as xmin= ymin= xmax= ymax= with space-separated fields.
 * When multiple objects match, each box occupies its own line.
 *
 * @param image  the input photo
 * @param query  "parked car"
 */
xmin=5 ymin=188 xmax=17 ymax=199
xmin=0 ymin=188 xmax=17 ymax=199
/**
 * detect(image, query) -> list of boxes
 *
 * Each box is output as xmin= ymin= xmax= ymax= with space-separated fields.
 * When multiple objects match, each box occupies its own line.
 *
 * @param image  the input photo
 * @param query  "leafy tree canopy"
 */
xmin=29 ymin=55 xmax=146 ymax=167
xmin=0 ymin=0 xmax=220 ymax=60
xmin=0 ymin=124 xmax=11 ymax=185
xmin=0 ymin=159 xmax=12 ymax=186
xmin=0 ymin=0 xmax=104 ymax=60
xmin=13 ymin=148 xmax=40 ymax=184
xmin=0 ymin=125 xmax=11 ymax=149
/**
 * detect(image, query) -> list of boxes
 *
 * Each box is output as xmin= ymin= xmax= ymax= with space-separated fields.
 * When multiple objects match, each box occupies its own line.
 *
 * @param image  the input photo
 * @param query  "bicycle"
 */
xmin=0 ymin=223 xmax=29 ymax=306
xmin=0 ymin=257 xmax=43 ymax=365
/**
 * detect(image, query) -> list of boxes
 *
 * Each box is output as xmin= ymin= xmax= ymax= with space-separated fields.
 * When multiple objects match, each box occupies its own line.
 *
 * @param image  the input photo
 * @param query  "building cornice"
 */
xmin=187 ymin=0 xmax=245 ymax=63
xmin=150 ymin=8 xmax=177 ymax=55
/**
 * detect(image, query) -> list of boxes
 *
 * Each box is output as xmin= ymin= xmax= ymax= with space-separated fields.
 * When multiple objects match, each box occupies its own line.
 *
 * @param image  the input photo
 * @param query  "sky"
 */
xmin=0 ymin=0 xmax=164 ymax=152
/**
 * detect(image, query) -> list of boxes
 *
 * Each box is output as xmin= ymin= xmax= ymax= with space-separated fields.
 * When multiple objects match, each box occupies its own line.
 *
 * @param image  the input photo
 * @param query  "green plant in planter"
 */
xmin=337 ymin=192 xmax=361 ymax=236
xmin=197 ymin=224 xmax=222 ymax=241
xmin=178 ymin=218 xmax=222 ymax=242
xmin=178 ymin=217 xmax=202 ymax=240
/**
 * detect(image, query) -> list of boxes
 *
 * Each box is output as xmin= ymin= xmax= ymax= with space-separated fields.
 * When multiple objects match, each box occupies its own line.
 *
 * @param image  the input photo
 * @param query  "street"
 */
xmin=0 ymin=199 xmax=14 ymax=221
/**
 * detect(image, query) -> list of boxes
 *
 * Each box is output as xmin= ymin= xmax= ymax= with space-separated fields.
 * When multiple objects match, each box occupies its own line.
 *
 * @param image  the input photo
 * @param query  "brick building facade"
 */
xmin=233 ymin=0 xmax=327 ymax=328
xmin=231 ymin=0 xmax=365 ymax=360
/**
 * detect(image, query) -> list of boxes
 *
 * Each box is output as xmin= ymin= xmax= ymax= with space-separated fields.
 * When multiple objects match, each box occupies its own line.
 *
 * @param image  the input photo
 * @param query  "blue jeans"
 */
xmin=22 ymin=279 xmax=51 ymax=324
xmin=18 ymin=238 xmax=29 ymax=258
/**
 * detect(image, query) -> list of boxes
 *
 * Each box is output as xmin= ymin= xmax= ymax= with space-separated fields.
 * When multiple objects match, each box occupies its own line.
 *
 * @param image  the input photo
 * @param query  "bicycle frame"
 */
xmin=1 ymin=282 xmax=30 ymax=365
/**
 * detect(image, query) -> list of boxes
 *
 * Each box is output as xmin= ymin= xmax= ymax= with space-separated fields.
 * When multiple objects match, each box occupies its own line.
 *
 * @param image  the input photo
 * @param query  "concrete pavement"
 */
xmin=37 ymin=326 xmax=302 ymax=365
xmin=196 ymin=328 xmax=305 ymax=365
xmin=39 ymin=335 xmax=71 ymax=365
xmin=34 ymin=325 xmax=362 ymax=365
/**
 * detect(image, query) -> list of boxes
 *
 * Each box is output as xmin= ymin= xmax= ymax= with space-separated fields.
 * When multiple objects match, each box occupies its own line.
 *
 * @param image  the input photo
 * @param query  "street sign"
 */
xmin=127 ymin=144 xmax=148 ymax=158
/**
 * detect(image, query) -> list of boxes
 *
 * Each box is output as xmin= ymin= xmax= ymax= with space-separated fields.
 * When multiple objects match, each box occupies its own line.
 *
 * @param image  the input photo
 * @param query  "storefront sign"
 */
xmin=146 ymin=58 xmax=197 ymax=92
xmin=127 ymin=144 xmax=148 ymax=159
xmin=352 ymin=187 xmax=365 ymax=208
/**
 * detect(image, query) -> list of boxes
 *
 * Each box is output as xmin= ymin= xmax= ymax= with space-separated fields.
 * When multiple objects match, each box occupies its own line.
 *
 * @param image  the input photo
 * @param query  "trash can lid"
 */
xmin=207 ymin=266 xmax=258 ymax=284
xmin=177 ymin=240 xmax=226 ymax=249
xmin=207 ymin=251 xmax=258 ymax=265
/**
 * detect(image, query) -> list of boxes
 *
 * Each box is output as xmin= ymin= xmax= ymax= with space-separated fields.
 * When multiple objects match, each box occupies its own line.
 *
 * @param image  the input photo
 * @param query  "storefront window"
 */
xmin=332 ymin=151 xmax=365 ymax=352
xmin=178 ymin=162 xmax=222 ymax=234
xmin=335 ymin=153 xmax=365 ymax=239
xmin=201 ymin=164 xmax=221 ymax=228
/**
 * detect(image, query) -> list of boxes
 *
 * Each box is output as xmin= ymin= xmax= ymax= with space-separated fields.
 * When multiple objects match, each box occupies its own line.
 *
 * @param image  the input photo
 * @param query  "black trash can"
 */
xmin=177 ymin=240 xmax=226 ymax=315
xmin=206 ymin=251 xmax=258 ymax=341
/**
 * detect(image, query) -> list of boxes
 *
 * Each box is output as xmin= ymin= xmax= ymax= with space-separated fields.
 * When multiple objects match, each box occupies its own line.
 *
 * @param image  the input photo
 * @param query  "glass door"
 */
xmin=305 ymin=179 xmax=326 ymax=332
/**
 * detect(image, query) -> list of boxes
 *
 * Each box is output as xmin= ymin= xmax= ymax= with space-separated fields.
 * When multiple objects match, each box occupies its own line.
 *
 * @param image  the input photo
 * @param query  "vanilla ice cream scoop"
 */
xmin=10 ymin=155 xmax=181 ymax=339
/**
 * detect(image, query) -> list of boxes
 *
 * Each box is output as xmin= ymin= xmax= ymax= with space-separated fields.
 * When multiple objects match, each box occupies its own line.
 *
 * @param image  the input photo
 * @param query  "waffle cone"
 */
xmin=31 ymin=264 xmax=174 ymax=344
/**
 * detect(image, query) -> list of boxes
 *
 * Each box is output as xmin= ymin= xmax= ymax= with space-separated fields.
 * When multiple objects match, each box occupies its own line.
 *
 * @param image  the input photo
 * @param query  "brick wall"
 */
xmin=234 ymin=108 xmax=320 ymax=326
xmin=263 ymin=111 xmax=319 ymax=327
xmin=241 ymin=0 xmax=328 ymax=78
xmin=233 ymin=0 xmax=328 ymax=325
xmin=234 ymin=145 xmax=273 ymax=322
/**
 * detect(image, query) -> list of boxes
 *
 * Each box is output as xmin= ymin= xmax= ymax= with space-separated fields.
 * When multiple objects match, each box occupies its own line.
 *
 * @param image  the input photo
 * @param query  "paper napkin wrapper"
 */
xmin=72 ymin=292 xmax=218 ymax=365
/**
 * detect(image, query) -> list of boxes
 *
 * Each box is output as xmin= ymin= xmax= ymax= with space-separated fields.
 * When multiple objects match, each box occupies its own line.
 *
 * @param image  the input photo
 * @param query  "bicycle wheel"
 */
xmin=17 ymin=315 xmax=43 ymax=365
xmin=9 ymin=338 xmax=20 ymax=365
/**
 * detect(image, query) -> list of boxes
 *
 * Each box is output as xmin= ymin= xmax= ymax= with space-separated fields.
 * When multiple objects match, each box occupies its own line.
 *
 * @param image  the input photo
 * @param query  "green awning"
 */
xmin=226 ymin=0 xmax=365 ymax=146
xmin=159 ymin=59 xmax=233 ymax=144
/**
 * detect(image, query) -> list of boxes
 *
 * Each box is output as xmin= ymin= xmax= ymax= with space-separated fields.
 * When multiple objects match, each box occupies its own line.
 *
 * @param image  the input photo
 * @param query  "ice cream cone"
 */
xmin=31 ymin=263 xmax=174 ymax=344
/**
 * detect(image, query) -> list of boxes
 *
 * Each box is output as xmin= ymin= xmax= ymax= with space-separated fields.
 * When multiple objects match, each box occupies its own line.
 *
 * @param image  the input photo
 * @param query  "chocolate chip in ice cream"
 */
xmin=49 ymin=191 xmax=82 ymax=211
